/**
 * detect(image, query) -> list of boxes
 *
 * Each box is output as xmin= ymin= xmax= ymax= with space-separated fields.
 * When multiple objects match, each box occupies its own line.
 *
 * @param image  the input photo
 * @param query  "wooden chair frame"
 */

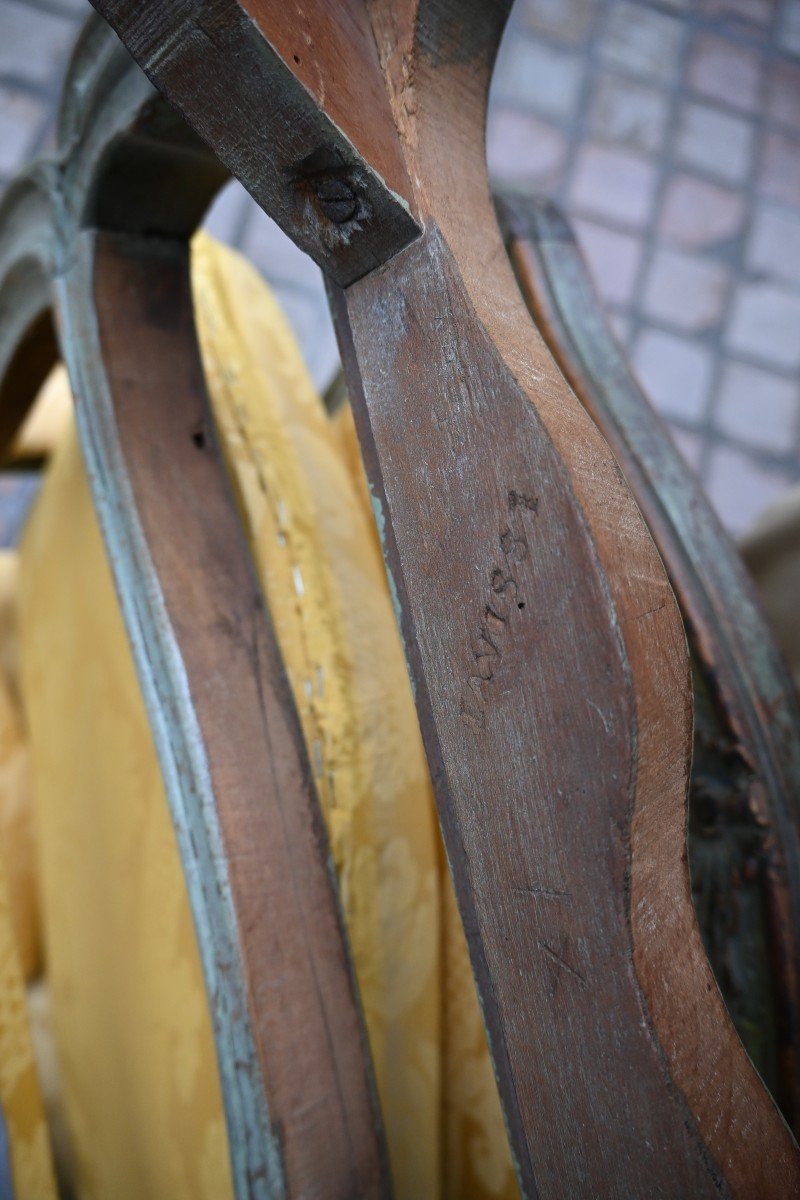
xmin=0 ymin=5 xmax=798 ymax=1196
xmin=500 ymin=195 xmax=800 ymax=1122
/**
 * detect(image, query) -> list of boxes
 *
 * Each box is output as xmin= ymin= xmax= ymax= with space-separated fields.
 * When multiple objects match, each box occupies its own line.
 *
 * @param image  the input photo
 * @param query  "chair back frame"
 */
xmin=0 ymin=4 xmax=797 ymax=1196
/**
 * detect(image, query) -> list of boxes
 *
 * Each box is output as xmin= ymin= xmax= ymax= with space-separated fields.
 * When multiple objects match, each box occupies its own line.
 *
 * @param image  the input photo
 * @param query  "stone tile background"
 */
xmin=3 ymin=0 xmax=800 ymax=533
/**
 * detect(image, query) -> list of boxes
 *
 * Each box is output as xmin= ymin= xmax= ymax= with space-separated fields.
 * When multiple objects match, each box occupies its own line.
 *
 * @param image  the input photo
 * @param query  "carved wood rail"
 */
xmin=0 ymin=4 xmax=796 ymax=1196
xmin=499 ymin=195 xmax=800 ymax=1129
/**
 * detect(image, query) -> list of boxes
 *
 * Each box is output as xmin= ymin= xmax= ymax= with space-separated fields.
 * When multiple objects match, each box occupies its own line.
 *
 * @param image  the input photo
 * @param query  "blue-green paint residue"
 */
xmin=57 ymin=249 xmax=284 ymax=1200
xmin=0 ymin=1103 xmax=14 ymax=1200
xmin=369 ymin=484 xmax=415 ymax=700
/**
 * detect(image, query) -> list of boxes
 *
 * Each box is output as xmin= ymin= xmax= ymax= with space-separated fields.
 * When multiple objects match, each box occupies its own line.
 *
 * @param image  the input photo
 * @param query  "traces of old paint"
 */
xmin=0 ymin=1103 xmax=14 ymax=1200
xmin=369 ymin=482 xmax=416 ymax=701
xmin=57 ymin=243 xmax=284 ymax=1200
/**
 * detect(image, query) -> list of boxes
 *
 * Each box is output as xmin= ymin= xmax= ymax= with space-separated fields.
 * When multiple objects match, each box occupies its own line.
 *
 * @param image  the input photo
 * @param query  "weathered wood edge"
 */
xmin=0 ymin=1104 xmax=15 ymax=1200
xmin=0 ymin=38 xmax=281 ymax=1193
xmin=56 ymin=231 xmax=284 ymax=1199
xmin=87 ymin=227 xmax=391 ymax=1198
xmin=327 ymin=1 xmax=800 ymax=1189
xmin=500 ymin=192 xmax=800 ymax=1125
xmin=332 ymin=218 xmax=737 ymax=1198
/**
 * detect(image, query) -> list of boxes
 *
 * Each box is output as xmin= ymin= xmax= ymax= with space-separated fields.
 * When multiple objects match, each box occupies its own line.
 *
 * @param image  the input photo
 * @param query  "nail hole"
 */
xmin=517 ymin=602 xmax=525 ymax=609
xmin=192 ymin=426 xmax=206 ymax=450
xmin=293 ymin=54 xmax=300 ymax=63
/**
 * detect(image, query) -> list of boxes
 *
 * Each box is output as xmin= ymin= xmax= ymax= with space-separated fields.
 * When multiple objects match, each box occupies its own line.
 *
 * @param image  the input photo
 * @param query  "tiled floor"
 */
xmin=490 ymin=0 xmax=800 ymax=534
xmin=2 ymin=0 xmax=800 ymax=534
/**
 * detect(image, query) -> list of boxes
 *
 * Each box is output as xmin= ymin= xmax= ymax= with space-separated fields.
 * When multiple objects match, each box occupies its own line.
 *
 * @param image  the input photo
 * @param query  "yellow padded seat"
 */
xmin=16 ymin=234 xmax=517 ymax=1199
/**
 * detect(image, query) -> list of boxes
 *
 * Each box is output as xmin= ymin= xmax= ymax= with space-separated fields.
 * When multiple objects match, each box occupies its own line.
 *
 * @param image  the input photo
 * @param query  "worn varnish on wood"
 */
xmin=67 ymin=231 xmax=390 ymax=1198
xmin=0 ymin=0 xmax=795 ymax=1194
xmin=499 ymin=194 xmax=800 ymax=1129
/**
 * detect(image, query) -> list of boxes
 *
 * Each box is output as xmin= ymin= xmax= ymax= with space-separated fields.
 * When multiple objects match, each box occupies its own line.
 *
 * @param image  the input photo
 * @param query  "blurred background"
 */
xmin=2 ymin=0 xmax=800 ymax=535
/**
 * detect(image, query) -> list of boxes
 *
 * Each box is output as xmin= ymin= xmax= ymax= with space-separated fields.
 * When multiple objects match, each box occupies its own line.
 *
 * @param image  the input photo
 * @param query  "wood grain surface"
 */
xmin=334 ymin=2 xmax=799 ymax=1194
xmin=60 ymin=229 xmax=390 ymax=1198
xmin=501 ymin=194 xmax=800 ymax=1130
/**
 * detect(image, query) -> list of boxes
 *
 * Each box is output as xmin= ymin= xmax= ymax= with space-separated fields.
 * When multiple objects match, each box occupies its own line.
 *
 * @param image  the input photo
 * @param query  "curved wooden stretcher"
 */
xmin=0 ymin=3 xmax=798 ymax=1196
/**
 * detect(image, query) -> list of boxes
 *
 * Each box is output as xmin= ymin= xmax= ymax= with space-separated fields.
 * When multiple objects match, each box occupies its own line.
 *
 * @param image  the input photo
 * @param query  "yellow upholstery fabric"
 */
xmin=18 ymin=233 xmax=517 ymax=1199
xmin=11 ymin=365 xmax=72 ymax=464
xmin=0 ymin=703 xmax=55 ymax=1196
xmin=0 ymin=553 xmax=40 ymax=984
